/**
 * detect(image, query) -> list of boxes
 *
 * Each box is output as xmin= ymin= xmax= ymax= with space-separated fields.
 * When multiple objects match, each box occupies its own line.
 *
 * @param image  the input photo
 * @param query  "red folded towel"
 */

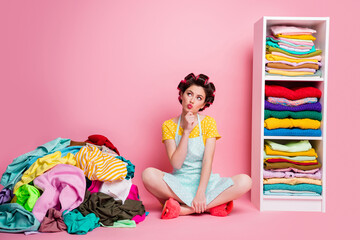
xmin=265 ymin=85 xmax=322 ymax=100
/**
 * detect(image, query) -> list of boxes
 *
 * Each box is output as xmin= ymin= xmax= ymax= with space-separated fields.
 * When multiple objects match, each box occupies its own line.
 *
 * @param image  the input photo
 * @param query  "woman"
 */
xmin=142 ymin=73 xmax=252 ymax=219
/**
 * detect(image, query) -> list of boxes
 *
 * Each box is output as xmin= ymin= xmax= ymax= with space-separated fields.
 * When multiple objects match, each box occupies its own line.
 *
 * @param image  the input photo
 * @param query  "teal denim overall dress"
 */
xmin=163 ymin=114 xmax=234 ymax=207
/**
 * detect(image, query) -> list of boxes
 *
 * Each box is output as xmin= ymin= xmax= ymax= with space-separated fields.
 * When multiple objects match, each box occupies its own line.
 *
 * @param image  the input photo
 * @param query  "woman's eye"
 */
xmin=187 ymin=92 xmax=192 ymax=96
xmin=197 ymin=97 xmax=202 ymax=101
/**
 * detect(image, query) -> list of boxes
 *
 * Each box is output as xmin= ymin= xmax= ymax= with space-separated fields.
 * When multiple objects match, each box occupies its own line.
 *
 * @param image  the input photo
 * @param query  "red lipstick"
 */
xmin=187 ymin=104 xmax=193 ymax=109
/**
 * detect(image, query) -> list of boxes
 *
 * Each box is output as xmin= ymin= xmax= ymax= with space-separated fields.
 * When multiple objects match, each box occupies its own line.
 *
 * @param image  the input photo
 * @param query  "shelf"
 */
xmin=252 ymin=16 xmax=328 ymax=213
xmin=263 ymin=195 xmax=322 ymax=200
xmin=264 ymin=136 xmax=323 ymax=140
xmin=265 ymin=76 xmax=324 ymax=81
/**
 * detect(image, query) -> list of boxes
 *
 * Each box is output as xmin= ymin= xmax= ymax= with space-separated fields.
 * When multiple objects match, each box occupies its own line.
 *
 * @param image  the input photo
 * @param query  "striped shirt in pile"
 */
xmin=75 ymin=145 xmax=127 ymax=181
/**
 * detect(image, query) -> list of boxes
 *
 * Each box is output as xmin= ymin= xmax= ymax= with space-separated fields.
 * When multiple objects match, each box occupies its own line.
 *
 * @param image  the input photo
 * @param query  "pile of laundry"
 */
xmin=0 ymin=135 xmax=146 ymax=235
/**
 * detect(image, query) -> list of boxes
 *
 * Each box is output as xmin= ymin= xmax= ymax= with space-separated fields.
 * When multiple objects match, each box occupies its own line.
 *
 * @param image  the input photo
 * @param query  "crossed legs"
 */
xmin=142 ymin=167 xmax=252 ymax=215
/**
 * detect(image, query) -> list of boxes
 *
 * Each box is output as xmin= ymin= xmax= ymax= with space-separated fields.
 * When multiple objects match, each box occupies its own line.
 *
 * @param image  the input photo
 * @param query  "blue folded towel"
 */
xmin=263 ymin=183 xmax=322 ymax=195
xmin=264 ymin=128 xmax=322 ymax=136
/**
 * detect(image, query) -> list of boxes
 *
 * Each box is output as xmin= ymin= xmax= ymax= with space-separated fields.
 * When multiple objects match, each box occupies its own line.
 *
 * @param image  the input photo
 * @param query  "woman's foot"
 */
xmin=209 ymin=201 xmax=234 ymax=217
xmin=161 ymin=198 xmax=181 ymax=219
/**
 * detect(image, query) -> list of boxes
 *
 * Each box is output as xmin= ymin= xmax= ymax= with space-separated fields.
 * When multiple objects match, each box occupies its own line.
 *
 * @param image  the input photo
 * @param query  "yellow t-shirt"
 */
xmin=162 ymin=115 xmax=221 ymax=145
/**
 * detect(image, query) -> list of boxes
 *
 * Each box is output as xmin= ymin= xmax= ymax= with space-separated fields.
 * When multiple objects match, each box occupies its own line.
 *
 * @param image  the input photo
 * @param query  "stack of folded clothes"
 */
xmin=264 ymin=84 xmax=322 ymax=136
xmin=265 ymin=25 xmax=322 ymax=77
xmin=263 ymin=140 xmax=322 ymax=196
xmin=0 ymin=135 xmax=146 ymax=235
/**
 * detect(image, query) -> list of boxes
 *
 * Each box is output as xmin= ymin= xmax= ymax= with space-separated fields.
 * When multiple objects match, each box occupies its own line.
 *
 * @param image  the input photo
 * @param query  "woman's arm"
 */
xmin=164 ymin=131 xmax=190 ymax=169
xmin=192 ymin=137 xmax=216 ymax=213
xmin=164 ymin=112 xmax=197 ymax=169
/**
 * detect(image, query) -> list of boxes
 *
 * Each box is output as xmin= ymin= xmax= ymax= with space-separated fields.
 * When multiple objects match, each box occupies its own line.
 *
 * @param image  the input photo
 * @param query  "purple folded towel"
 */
xmin=265 ymin=100 xmax=322 ymax=112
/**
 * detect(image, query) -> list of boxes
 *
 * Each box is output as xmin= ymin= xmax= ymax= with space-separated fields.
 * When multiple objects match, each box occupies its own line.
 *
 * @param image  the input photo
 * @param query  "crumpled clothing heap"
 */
xmin=13 ymin=151 xmax=76 ymax=193
xmin=63 ymin=209 xmax=99 ymax=235
xmin=13 ymin=184 xmax=40 ymax=211
xmin=77 ymin=191 xmax=145 ymax=226
xmin=85 ymin=134 xmax=120 ymax=155
xmin=0 ymin=188 xmax=13 ymax=204
xmin=32 ymin=164 xmax=86 ymax=223
xmin=38 ymin=208 xmax=67 ymax=233
xmin=0 ymin=203 xmax=40 ymax=232
xmin=75 ymin=145 xmax=127 ymax=182
xmin=0 ymin=138 xmax=71 ymax=189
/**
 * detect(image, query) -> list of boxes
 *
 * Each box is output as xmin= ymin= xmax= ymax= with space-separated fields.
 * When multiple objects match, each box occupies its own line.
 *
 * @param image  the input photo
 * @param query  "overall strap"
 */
xmin=175 ymin=116 xmax=181 ymax=136
xmin=197 ymin=114 xmax=202 ymax=137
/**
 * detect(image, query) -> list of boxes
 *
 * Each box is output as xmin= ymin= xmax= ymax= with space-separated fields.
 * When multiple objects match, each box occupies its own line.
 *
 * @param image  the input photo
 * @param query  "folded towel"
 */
xmin=267 ymin=40 xmax=316 ymax=55
xmin=263 ymin=169 xmax=322 ymax=180
xmin=264 ymin=118 xmax=321 ymax=130
xmin=263 ymin=177 xmax=322 ymax=185
xmin=266 ymin=69 xmax=316 ymax=76
xmin=264 ymin=128 xmax=322 ymax=136
xmin=274 ymin=34 xmax=316 ymax=41
xmin=264 ymin=145 xmax=317 ymax=157
xmin=267 ymin=35 xmax=314 ymax=46
xmin=265 ymin=85 xmax=322 ymax=100
xmin=265 ymin=101 xmax=322 ymax=112
xmin=266 ymin=62 xmax=320 ymax=70
xmin=266 ymin=53 xmax=319 ymax=63
xmin=265 ymin=140 xmax=312 ymax=152
xmin=264 ymin=110 xmax=322 ymax=121
xmin=263 ymin=183 xmax=322 ymax=194
xmin=265 ymin=69 xmax=322 ymax=78
xmin=264 ymin=161 xmax=322 ymax=171
xmin=264 ymin=158 xmax=318 ymax=165
xmin=266 ymin=67 xmax=316 ymax=73
xmin=267 ymin=46 xmax=322 ymax=58
xmin=270 ymin=26 xmax=316 ymax=36
xmin=264 ymin=190 xmax=320 ymax=196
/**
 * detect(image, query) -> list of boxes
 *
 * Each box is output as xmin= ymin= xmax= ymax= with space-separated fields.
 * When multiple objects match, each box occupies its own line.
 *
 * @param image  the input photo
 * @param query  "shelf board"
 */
xmin=264 ymin=136 xmax=322 ymax=140
xmin=265 ymin=76 xmax=324 ymax=81
xmin=263 ymin=195 xmax=322 ymax=200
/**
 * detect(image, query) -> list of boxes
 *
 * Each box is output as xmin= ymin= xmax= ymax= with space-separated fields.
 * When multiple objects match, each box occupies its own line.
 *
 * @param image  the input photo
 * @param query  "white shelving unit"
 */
xmin=251 ymin=16 xmax=329 ymax=212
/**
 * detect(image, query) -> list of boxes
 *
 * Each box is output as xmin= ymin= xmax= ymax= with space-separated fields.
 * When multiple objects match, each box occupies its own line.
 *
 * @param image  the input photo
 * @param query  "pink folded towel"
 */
xmin=32 ymin=164 xmax=86 ymax=223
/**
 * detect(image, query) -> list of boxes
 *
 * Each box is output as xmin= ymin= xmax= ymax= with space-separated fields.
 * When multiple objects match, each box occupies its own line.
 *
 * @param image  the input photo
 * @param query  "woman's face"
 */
xmin=181 ymin=84 xmax=206 ymax=113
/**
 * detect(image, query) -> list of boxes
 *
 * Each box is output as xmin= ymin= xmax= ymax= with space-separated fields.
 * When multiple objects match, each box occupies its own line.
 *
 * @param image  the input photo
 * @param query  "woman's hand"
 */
xmin=191 ymin=192 xmax=207 ymax=214
xmin=183 ymin=112 xmax=197 ymax=133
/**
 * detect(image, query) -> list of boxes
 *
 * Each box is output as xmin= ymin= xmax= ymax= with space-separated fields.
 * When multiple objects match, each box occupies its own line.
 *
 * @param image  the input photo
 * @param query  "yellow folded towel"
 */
xmin=263 ymin=177 xmax=322 ymax=185
xmin=265 ymin=54 xmax=318 ymax=63
xmin=264 ymin=118 xmax=321 ymax=130
xmin=264 ymin=145 xmax=318 ymax=157
xmin=267 ymin=69 xmax=315 ymax=76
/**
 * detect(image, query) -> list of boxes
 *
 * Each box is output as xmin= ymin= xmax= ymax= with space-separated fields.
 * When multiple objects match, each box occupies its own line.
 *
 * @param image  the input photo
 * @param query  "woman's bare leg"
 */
xmin=142 ymin=168 xmax=251 ymax=215
xmin=142 ymin=167 xmax=184 ymax=205
xmin=206 ymin=174 xmax=252 ymax=210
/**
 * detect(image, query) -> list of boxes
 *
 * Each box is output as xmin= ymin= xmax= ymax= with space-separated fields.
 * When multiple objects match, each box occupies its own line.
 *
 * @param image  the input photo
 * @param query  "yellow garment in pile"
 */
xmin=267 ymin=69 xmax=315 ymax=76
xmin=75 ymin=145 xmax=127 ymax=182
xmin=265 ymin=54 xmax=318 ymax=63
xmin=275 ymin=34 xmax=316 ymax=41
xmin=264 ymin=145 xmax=318 ymax=157
xmin=263 ymin=177 xmax=322 ymax=186
xmin=264 ymin=118 xmax=321 ymax=130
xmin=263 ymin=158 xmax=318 ymax=164
xmin=13 ymin=152 xmax=76 ymax=193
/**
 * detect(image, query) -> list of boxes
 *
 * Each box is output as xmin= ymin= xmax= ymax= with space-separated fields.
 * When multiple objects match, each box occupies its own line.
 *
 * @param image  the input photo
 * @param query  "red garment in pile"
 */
xmin=85 ymin=134 xmax=120 ymax=155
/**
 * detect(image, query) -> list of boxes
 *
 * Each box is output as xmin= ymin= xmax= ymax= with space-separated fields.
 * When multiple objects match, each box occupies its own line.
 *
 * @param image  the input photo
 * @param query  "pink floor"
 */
xmin=0 ymin=194 xmax=356 ymax=240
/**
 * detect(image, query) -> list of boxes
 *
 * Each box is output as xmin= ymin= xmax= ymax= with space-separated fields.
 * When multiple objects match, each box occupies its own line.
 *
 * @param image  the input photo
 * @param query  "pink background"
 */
xmin=0 ymin=0 xmax=359 ymax=239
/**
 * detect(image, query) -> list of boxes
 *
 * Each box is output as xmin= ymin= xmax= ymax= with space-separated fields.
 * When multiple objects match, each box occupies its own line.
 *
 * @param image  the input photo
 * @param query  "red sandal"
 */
xmin=161 ymin=198 xmax=181 ymax=219
xmin=209 ymin=201 xmax=233 ymax=217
